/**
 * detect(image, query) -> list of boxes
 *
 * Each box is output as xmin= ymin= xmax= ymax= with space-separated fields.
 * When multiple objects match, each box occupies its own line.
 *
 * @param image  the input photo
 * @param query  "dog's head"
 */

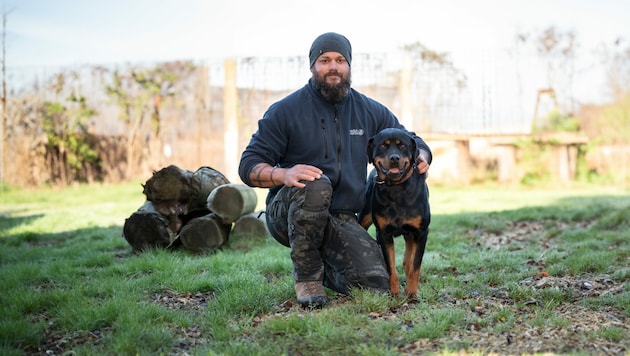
xmin=367 ymin=128 xmax=418 ymax=183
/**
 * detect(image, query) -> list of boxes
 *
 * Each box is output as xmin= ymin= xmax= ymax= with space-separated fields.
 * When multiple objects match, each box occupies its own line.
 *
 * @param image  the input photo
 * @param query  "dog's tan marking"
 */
xmin=385 ymin=244 xmax=400 ymax=295
xmin=403 ymin=236 xmax=421 ymax=297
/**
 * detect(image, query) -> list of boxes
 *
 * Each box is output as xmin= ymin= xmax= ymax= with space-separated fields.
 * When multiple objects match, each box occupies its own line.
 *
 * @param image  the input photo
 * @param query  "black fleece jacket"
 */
xmin=238 ymin=78 xmax=432 ymax=215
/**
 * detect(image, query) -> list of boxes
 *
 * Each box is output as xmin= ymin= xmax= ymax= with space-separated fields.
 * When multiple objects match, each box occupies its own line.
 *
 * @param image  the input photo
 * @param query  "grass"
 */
xmin=0 ymin=182 xmax=629 ymax=355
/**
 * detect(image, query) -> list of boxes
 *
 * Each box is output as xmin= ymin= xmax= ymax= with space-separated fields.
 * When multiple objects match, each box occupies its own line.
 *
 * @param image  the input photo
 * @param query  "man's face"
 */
xmin=311 ymin=51 xmax=351 ymax=103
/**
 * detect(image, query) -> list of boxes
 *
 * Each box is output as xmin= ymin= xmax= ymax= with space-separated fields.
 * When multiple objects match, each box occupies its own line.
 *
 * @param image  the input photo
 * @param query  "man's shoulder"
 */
xmin=262 ymin=85 xmax=316 ymax=122
xmin=270 ymin=84 xmax=312 ymax=107
xmin=348 ymin=89 xmax=388 ymax=109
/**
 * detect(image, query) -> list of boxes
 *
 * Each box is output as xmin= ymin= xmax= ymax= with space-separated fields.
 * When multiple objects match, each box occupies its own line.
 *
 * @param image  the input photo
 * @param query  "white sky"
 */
xmin=6 ymin=0 xmax=629 ymax=68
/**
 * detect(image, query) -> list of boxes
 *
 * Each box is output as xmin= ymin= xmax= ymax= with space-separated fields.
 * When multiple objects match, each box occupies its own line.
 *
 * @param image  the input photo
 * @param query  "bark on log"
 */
xmin=230 ymin=211 xmax=269 ymax=240
xmin=207 ymin=184 xmax=257 ymax=224
xmin=189 ymin=166 xmax=230 ymax=211
xmin=178 ymin=213 xmax=230 ymax=253
xmin=142 ymin=165 xmax=230 ymax=232
xmin=122 ymin=200 xmax=177 ymax=253
xmin=142 ymin=164 xmax=194 ymax=232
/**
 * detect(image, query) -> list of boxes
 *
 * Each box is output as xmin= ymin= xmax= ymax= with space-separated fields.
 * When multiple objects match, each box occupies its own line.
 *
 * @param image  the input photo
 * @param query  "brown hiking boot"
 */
xmin=295 ymin=280 xmax=328 ymax=308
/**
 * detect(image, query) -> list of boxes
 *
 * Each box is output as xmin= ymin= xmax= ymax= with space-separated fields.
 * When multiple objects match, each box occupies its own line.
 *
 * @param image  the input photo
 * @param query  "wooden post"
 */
xmin=229 ymin=211 xmax=269 ymax=250
xmin=552 ymin=144 xmax=576 ymax=182
xmin=496 ymin=144 xmax=517 ymax=183
xmin=122 ymin=201 xmax=177 ymax=253
xmin=142 ymin=164 xmax=195 ymax=233
xmin=399 ymin=54 xmax=413 ymax=129
xmin=207 ymin=183 xmax=258 ymax=224
xmin=223 ymin=59 xmax=239 ymax=183
xmin=231 ymin=211 xmax=268 ymax=240
xmin=188 ymin=166 xmax=230 ymax=212
xmin=178 ymin=213 xmax=230 ymax=253
xmin=455 ymin=139 xmax=471 ymax=185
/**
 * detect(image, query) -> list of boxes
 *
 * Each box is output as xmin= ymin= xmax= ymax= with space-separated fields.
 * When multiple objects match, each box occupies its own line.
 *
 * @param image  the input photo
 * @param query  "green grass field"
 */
xmin=1 ymin=182 xmax=628 ymax=355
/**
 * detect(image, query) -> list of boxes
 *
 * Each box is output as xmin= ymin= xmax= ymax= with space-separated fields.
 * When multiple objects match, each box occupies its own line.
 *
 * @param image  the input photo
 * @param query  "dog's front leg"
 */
xmin=378 ymin=231 xmax=400 ymax=296
xmin=403 ymin=229 xmax=428 ymax=298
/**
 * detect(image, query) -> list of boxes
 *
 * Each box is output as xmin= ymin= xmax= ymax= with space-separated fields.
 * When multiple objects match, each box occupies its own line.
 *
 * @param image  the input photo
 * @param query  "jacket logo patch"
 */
xmin=349 ymin=129 xmax=364 ymax=136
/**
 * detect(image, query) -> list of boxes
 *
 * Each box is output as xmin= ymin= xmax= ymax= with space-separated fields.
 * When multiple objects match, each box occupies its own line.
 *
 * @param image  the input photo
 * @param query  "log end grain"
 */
xmin=178 ymin=213 xmax=231 ymax=253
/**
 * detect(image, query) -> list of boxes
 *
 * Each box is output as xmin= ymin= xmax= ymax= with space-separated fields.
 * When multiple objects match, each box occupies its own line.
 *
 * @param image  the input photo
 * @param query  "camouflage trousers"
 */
xmin=265 ymin=175 xmax=389 ymax=295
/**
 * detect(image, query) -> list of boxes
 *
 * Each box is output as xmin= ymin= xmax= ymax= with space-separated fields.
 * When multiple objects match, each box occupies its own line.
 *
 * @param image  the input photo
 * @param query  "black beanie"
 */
xmin=309 ymin=32 xmax=352 ymax=67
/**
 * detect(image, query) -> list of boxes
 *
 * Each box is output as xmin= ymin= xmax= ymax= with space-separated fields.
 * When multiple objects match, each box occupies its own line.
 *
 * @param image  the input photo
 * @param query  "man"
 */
xmin=239 ymin=32 xmax=431 ymax=308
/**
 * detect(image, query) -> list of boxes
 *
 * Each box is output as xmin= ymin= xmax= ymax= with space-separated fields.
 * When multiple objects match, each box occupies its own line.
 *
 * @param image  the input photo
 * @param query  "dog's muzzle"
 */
xmin=377 ymin=155 xmax=409 ymax=180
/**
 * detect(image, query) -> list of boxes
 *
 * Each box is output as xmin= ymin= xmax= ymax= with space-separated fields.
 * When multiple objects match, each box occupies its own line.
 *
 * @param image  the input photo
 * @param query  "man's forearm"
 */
xmin=248 ymin=163 xmax=282 ymax=188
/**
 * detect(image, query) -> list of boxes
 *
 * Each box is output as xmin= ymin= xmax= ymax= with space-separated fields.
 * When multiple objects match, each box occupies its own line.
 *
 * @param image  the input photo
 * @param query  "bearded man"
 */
xmin=238 ymin=32 xmax=432 ymax=308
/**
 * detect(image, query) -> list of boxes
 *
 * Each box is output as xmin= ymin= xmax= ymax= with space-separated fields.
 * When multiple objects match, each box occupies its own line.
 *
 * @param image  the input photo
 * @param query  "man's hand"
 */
xmin=417 ymin=151 xmax=430 ymax=177
xmin=282 ymin=164 xmax=322 ymax=188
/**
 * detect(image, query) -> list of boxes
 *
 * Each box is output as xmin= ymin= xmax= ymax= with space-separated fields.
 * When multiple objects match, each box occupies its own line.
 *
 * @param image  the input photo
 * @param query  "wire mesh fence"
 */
xmin=6 ymin=47 xmax=585 ymax=136
xmin=4 ymin=47 xmax=620 ymax=186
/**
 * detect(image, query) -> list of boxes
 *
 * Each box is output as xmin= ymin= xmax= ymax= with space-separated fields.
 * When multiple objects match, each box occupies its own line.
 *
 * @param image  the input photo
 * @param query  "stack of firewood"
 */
xmin=122 ymin=165 xmax=268 ymax=253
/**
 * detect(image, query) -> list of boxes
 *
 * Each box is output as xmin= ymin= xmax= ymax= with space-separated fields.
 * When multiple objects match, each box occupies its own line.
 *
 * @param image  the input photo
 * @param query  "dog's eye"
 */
xmin=399 ymin=144 xmax=407 ymax=149
xmin=379 ymin=144 xmax=387 ymax=149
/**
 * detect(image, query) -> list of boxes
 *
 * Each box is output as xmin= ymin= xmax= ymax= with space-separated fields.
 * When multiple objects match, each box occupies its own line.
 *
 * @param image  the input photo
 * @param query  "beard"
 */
xmin=312 ymin=70 xmax=352 ymax=103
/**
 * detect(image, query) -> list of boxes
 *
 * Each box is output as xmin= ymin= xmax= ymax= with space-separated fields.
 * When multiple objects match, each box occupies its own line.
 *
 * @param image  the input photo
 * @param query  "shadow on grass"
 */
xmin=0 ymin=213 xmax=45 ymax=238
xmin=1 ymin=192 xmax=627 ymax=257
xmin=0 ymin=223 xmax=133 ymax=257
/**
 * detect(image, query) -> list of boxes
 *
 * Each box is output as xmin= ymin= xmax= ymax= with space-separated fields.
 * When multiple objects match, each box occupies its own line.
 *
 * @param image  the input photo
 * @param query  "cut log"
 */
xmin=142 ymin=164 xmax=194 ymax=232
xmin=178 ymin=213 xmax=231 ymax=253
xmin=122 ymin=201 xmax=177 ymax=253
xmin=188 ymin=166 xmax=230 ymax=212
xmin=207 ymin=184 xmax=258 ymax=224
xmin=231 ymin=211 xmax=269 ymax=240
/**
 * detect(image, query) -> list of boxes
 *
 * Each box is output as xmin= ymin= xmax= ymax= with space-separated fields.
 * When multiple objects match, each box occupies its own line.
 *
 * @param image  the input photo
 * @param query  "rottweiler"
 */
xmin=358 ymin=128 xmax=431 ymax=298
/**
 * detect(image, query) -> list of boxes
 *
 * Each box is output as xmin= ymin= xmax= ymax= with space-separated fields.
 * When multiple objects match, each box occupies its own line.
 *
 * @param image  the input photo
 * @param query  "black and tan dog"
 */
xmin=358 ymin=128 xmax=431 ymax=298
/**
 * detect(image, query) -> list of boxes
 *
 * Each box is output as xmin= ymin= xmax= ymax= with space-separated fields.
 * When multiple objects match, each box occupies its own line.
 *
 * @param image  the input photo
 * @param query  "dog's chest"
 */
xmin=373 ymin=183 xmax=423 ymax=221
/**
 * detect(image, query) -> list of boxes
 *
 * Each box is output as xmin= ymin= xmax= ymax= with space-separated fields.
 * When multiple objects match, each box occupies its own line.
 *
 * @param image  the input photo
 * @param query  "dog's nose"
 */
xmin=389 ymin=154 xmax=401 ymax=166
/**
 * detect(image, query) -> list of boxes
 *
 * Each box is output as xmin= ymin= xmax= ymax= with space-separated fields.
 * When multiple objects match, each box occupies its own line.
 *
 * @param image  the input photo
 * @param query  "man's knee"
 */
xmin=302 ymin=175 xmax=332 ymax=211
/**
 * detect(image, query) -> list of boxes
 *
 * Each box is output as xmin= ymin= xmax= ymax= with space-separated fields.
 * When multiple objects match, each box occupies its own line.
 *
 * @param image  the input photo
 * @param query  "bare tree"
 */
xmin=106 ymin=69 xmax=152 ymax=179
xmin=518 ymin=26 xmax=578 ymax=113
xmin=105 ymin=62 xmax=195 ymax=179
xmin=603 ymin=37 xmax=630 ymax=101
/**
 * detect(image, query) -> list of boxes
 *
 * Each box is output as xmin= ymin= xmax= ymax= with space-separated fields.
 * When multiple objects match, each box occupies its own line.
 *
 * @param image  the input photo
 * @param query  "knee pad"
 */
xmin=302 ymin=175 xmax=332 ymax=211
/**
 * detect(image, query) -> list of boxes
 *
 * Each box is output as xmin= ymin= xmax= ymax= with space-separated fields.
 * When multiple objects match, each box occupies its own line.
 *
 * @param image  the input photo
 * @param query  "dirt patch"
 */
xmin=470 ymin=219 xmax=596 ymax=251
xmin=260 ymin=283 xmax=627 ymax=355
xmin=521 ymin=274 xmax=626 ymax=301
xmin=395 ymin=302 xmax=628 ymax=355
xmin=148 ymin=288 xmax=214 ymax=313
xmin=23 ymin=312 xmax=112 ymax=355
xmin=148 ymin=289 xmax=214 ymax=353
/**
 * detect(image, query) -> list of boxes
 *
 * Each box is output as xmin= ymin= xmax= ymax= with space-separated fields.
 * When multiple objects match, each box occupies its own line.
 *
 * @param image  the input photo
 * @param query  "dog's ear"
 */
xmin=410 ymin=137 xmax=419 ymax=163
xmin=367 ymin=137 xmax=375 ymax=164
